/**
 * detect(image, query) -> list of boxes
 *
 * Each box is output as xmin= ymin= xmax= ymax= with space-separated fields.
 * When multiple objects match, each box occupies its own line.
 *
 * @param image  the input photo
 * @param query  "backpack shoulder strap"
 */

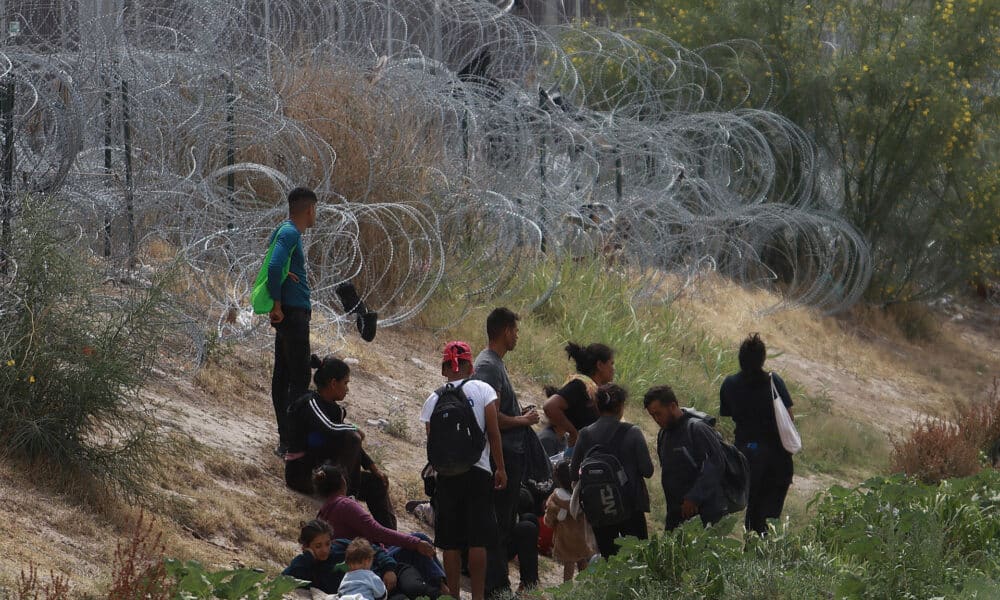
xmin=683 ymin=416 xmax=707 ymax=467
xmin=436 ymin=379 xmax=472 ymax=404
xmin=607 ymin=422 xmax=631 ymax=454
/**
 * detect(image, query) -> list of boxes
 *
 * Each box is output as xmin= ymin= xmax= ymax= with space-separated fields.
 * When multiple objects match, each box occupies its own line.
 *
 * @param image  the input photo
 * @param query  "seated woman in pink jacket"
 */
xmin=313 ymin=465 xmax=449 ymax=598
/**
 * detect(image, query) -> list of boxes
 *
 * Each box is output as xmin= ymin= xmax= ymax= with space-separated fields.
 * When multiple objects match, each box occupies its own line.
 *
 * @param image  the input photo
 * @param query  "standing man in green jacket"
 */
xmin=268 ymin=187 xmax=318 ymax=456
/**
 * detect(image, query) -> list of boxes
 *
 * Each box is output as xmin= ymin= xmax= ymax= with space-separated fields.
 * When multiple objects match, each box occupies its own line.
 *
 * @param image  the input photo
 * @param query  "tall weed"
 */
xmin=0 ymin=199 xmax=174 ymax=497
xmin=891 ymin=378 xmax=1000 ymax=483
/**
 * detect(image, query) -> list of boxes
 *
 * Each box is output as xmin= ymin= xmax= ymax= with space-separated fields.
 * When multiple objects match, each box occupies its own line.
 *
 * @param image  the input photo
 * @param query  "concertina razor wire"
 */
xmin=0 ymin=0 xmax=871 ymax=346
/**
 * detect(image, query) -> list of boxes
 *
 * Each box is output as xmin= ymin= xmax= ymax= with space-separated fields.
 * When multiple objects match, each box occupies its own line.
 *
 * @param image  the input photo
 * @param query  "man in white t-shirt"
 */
xmin=420 ymin=341 xmax=506 ymax=600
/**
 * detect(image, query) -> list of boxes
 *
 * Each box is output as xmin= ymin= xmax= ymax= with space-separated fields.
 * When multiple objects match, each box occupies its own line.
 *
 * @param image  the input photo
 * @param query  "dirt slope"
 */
xmin=1 ymin=291 xmax=997 ymax=596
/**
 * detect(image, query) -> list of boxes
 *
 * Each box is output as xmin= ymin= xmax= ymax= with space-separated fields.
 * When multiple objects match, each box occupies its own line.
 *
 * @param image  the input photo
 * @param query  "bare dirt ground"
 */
xmin=1 ymin=290 xmax=997 ymax=596
xmin=0 ymin=324 xmax=563 ymax=596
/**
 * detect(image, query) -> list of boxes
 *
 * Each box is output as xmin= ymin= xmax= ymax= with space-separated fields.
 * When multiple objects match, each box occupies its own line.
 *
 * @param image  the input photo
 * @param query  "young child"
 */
xmin=544 ymin=460 xmax=595 ymax=582
xmin=282 ymin=519 xmax=342 ymax=594
xmin=337 ymin=538 xmax=388 ymax=600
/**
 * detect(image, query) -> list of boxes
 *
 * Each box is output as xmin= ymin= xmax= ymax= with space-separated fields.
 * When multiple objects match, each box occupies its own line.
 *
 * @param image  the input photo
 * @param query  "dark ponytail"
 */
xmin=738 ymin=334 xmax=767 ymax=381
xmin=312 ymin=463 xmax=348 ymax=497
xmin=312 ymin=354 xmax=350 ymax=389
xmin=564 ymin=342 xmax=613 ymax=377
xmin=596 ymin=383 xmax=628 ymax=414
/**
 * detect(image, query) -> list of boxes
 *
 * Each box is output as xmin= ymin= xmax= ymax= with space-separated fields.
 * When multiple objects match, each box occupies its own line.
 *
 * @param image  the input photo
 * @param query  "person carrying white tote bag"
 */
xmin=770 ymin=373 xmax=801 ymax=454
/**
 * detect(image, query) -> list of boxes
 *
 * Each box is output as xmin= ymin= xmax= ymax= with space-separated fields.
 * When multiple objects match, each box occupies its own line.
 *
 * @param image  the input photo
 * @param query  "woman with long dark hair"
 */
xmin=540 ymin=342 xmax=615 ymax=456
xmin=720 ymin=333 xmax=794 ymax=535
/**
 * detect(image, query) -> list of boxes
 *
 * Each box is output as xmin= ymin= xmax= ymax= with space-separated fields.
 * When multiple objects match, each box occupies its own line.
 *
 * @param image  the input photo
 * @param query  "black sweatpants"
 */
xmin=593 ymin=511 xmax=648 ymax=558
xmin=284 ymin=430 xmax=365 ymax=494
xmin=507 ymin=515 xmax=539 ymax=589
xmin=271 ymin=307 xmax=311 ymax=448
xmin=351 ymin=470 xmax=397 ymax=530
xmin=742 ymin=443 xmax=793 ymax=535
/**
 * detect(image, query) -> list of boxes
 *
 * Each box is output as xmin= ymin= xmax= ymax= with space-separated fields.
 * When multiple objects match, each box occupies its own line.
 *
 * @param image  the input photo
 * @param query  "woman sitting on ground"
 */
xmin=314 ymin=465 xmax=449 ymax=598
xmin=285 ymin=354 xmax=396 ymax=529
xmin=540 ymin=342 xmax=615 ymax=456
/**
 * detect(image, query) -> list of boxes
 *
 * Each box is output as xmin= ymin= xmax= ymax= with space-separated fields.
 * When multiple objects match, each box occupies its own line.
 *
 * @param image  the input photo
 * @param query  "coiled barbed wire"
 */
xmin=0 ymin=0 xmax=871 ymax=345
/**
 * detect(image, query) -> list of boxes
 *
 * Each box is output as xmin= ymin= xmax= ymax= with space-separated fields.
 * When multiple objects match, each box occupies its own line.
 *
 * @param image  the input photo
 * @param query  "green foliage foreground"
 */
xmin=551 ymin=470 xmax=1000 ymax=600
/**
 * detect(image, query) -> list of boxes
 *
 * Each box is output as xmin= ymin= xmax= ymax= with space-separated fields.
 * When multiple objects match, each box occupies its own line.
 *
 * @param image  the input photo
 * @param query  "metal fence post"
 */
xmin=0 ymin=79 xmax=14 ymax=273
xmin=121 ymin=79 xmax=136 ymax=266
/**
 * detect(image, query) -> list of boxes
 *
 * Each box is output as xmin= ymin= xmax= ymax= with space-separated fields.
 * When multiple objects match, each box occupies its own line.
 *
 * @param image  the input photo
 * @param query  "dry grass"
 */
xmin=276 ymin=60 xmax=447 ymax=312
xmin=672 ymin=275 xmax=1000 ymax=425
xmin=891 ymin=378 xmax=1000 ymax=483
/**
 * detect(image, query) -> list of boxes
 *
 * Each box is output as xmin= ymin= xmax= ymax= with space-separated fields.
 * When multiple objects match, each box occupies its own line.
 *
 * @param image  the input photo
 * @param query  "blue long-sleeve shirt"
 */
xmin=266 ymin=220 xmax=310 ymax=309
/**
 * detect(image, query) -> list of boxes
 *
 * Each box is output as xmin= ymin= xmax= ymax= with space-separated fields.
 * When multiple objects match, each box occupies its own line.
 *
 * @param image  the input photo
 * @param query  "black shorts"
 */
xmin=433 ymin=467 xmax=498 ymax=550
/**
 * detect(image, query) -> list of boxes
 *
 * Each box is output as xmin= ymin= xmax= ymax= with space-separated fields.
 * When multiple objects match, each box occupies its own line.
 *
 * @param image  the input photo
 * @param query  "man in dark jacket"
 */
xmin=644 ymin=385 xmax=728 ymax=530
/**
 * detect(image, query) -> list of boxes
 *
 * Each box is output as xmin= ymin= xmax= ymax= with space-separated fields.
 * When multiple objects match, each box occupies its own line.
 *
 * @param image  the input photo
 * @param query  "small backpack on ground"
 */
xmin=681 ymin=410 xmax=750 ymax=514
xmin=426 ymin=380 xmax=486 ymax=477
xmin=577 ymin=424 xmax=632 ymax=527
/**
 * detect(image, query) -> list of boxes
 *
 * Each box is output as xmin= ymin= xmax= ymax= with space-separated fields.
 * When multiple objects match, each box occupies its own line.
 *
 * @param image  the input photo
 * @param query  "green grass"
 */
xmin=544 ymin=470 xmax=1000 ymax=600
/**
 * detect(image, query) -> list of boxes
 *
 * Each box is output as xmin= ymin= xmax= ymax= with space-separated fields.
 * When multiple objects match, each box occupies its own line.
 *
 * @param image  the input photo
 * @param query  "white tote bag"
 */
xmin=770 ymin=373 xmax=802 ymax=454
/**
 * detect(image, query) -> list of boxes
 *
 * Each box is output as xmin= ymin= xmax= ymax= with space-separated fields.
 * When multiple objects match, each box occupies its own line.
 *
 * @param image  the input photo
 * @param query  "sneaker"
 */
xmin=358 ymin=310 xmax=378 ymax=342
xmin=405 ymin=500 xmax=428 ymax=514
xmin=413 ymin=503 xmax=435 ymax=527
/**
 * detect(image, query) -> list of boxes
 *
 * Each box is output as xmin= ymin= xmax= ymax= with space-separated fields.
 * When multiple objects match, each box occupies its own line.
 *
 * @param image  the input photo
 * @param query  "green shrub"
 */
xmin=163 ymin=561 xmax=303 ymax=600
xmin=809 ymin=472 xmax=1000 ymax=598
xmin=0 ymin=198 xmax=174 ymax=497
xmin=549 ymin=470 xmax=1000 ymax=600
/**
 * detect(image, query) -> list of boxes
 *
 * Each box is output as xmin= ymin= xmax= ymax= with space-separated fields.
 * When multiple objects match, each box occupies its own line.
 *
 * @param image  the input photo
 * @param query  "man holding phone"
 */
xmin=474 ymin=307 xmax=541 ymax=596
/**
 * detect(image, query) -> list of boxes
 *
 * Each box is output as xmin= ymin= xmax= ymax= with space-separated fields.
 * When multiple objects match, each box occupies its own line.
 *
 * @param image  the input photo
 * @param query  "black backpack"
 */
xmin=679 ymin=410 xmax=750 ymax=514
xmin=427 ymin=380 xmax=486 ymax=477
xmin=578 ymin=424 xmax=632 ymax=527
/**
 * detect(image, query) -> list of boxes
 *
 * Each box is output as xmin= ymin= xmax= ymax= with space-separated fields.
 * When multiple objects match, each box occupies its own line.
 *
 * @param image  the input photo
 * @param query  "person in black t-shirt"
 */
xmin=540 ymin=342 xmax=615 ymax=456
xmin=719 ymin=334 xmax=794 ymax=535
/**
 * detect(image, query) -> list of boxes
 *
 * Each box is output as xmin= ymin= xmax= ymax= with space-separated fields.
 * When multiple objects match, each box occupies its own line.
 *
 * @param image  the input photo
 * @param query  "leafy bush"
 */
xmin=0 ymin=199 xmax=174 ymax=496
xmin=548 ymin=470 xmax=1000 ymax=600
xmin=163 ymin=561 xmax=303 ymax=600
xmin=809 ymin=473 xmax=1000 ymax=598
xmin=603 ymin=0 xmax=1000 ymax=302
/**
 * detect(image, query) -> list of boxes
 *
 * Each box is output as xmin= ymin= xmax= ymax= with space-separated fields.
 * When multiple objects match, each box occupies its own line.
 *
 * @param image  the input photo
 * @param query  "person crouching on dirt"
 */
xmin=285 ymin=354 xmax=396 ymax=529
